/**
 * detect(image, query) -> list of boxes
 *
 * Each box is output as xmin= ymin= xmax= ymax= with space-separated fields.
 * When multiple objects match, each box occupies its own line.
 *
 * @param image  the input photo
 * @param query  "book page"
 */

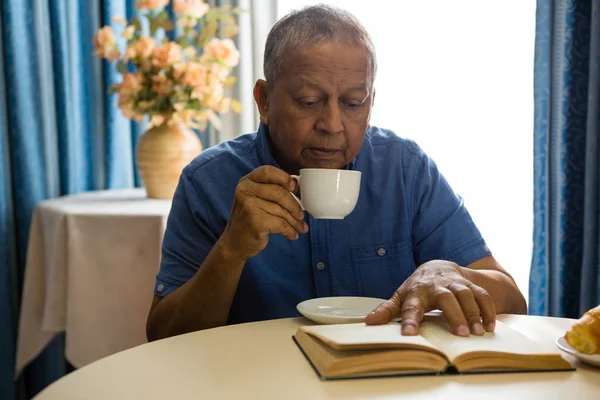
xmin=300 ymin=322 xmax=444 ymax=356
xmin=419 ymin=317 xmax=555 ymax=362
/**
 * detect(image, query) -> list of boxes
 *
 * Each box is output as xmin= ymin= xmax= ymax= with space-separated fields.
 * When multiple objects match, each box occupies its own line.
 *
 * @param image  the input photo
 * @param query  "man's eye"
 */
xmin=345 ymin=101 xmax=362 ymax=109
xmin=298 ymin=99 xmax=319 ymax=108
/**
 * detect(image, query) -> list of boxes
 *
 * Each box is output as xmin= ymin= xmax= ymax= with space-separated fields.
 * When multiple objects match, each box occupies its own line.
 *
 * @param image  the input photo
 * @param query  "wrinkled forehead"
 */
xmin=276 ymin=41 xmax=375 ymax=89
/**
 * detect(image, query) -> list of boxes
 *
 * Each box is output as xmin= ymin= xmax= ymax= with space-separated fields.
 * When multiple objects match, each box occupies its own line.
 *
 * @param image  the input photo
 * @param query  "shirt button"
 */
xmin=157 ymin=284 xmax=164 ymax=292
xmin=377 ymin=248 xmax=386 ymax=256
xmin=316 ymin=262 xmax=325 ymax=271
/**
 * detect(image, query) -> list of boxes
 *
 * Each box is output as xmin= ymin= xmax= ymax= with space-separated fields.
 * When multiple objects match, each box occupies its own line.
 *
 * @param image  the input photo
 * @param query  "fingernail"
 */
xmin=457 ymin=325 xmax=470 ymax=336
xmin=403 ymin=324 xmax=417 ymax=335
xmin=486 ymin=322 xmax=496 ymax=332
xmin=472 ymin=322 xmax=484 ymax=335
xmin=303 ymin=222 xmax=309 ymax=232
xmin=289 ymin=180 xmax=296 ymax=191
xmin=294 ymin=233 xmax=299 ymax=240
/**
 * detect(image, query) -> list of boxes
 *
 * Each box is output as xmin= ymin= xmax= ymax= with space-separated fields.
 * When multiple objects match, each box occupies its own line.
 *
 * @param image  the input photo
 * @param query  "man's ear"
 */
xmin=253 ymin=79 xmax=270 ymax=126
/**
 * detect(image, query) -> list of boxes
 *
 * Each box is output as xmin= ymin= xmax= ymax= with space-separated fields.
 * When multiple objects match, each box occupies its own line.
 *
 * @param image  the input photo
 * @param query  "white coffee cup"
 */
xmin=290 ymin=168 xmax=361 ymax=219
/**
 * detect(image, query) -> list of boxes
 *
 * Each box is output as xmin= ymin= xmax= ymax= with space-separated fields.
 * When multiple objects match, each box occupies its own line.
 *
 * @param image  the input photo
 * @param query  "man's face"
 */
xmin=254 ymin=42 xmax=375 ymax=173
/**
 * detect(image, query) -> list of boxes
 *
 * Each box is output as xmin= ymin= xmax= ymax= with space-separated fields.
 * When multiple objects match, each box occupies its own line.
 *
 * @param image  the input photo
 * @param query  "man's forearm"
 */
xmin=146 ymin=238 xmax=246 ymax=341
xmin=463 ymin=267 xmax=528 ymax=315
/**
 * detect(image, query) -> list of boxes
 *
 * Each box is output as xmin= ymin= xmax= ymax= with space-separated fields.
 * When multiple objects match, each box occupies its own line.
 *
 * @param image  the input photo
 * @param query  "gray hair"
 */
xmin=263 ymin=4 xmax=377 ymax=87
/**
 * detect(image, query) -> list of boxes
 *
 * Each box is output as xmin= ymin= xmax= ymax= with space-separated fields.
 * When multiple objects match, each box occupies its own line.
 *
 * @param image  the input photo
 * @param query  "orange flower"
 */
xmin=151 ymin=74 xmax=172 ymax=96
xmin=208 ymin=62 xmax=230 ymax=81
xmin=126 ymin=36 xmax=157 ymax=62
xmin=203 ymin=38 xmax=240 ymax=67
xmin=93 ymin=26 xmax=120 ymax=61
xmin=118 ymin=96 xmax=138 ymax=120
xmin=152 ymin=43 xmax=184 ymax=70
xmin=199 ymin=83 xmax=224 ymax=109
xmin=118 ymin=73 xmax=141 ymax=95
xmin=173 ymin=62 xmax=208 ymax=87
xmin=134 ymin=0 xmax=169 ymax=11
xmin=173 ymin=0 xmax=210 ymax=19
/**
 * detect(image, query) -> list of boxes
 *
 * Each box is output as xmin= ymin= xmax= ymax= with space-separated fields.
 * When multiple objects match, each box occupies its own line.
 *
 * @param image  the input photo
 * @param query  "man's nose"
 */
xmin=315 ymin=101 xmax=344 ymax=134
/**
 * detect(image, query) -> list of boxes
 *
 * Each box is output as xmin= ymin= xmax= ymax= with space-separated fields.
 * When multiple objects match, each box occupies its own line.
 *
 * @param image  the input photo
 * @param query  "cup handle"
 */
xmin=290 ymin=175 xmax=304 ymax=211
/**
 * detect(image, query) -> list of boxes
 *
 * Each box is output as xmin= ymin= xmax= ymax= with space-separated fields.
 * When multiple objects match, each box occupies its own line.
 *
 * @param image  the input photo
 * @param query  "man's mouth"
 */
xmin=306 ymin=147 xmax=341 ymax=160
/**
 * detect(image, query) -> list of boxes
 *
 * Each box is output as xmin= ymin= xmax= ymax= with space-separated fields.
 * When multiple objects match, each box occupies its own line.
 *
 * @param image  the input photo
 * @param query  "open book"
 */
xmin=292 ymin=316 xmax=574 ymax=380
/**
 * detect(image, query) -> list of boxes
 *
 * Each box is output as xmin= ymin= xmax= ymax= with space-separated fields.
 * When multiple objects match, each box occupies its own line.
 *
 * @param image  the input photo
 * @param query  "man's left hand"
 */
xmin=365 ymin=260 xmax=496 ymax=336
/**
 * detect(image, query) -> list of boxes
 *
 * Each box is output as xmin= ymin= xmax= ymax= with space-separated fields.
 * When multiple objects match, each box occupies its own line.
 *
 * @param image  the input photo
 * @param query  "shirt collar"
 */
xmin=255 ymin=122 xmax=358 ymax=171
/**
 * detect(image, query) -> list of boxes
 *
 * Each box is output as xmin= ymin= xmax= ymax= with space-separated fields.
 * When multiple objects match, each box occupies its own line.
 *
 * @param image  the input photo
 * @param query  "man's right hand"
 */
xmin=218 ymin=165 xmax=308 ymax=261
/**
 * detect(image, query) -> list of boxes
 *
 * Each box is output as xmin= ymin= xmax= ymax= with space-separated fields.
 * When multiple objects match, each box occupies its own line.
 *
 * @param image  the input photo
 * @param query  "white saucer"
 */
xmin=556 ymin=336 xmax=600 ymax=367
xmin=296 ymin=296 xmax=386 ymax=324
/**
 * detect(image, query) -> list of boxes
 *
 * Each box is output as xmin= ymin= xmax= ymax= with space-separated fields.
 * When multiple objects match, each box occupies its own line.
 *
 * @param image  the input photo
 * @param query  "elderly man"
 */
xmin=146 ymin=5 xmax=527 ymax=341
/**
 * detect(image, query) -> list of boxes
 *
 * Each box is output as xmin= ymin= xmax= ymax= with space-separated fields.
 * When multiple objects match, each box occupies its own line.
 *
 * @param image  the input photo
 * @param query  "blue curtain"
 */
xmin=0 ymin=0 xmax=172 ymax=398
xmin=530 ymin=0 xmax=600 ymax=317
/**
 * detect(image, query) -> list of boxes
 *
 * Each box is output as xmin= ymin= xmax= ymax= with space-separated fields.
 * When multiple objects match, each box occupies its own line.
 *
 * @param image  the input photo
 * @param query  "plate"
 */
xmin=296 ymin=296 xmax=386 ymax=324
xmin=556 ymin=336 xmax=600 ymax=367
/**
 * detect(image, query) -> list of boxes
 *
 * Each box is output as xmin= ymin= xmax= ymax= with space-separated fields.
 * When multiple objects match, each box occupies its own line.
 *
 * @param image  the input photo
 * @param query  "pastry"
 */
xmin=564 ymin=304 xmax=600 ymax=354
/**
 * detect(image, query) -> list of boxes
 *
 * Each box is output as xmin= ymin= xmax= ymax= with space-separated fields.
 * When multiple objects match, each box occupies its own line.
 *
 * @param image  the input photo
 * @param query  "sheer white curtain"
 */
xmin=277 ymin=0 xmax=536 ymax=301
xmin=218 ymin=0 xmax=278 ymax=141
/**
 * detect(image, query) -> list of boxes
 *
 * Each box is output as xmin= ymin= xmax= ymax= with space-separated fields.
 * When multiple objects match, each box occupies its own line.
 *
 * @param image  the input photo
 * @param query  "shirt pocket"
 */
xmin=350 ymin=241 xmax=416 ymax=299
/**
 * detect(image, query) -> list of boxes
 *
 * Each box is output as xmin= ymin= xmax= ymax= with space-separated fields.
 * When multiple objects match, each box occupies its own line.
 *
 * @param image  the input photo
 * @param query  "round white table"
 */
xmin=34 ymin=315 xmax=600 ymax=400
xmin=16 ymin=189 xmax=172 ymax=377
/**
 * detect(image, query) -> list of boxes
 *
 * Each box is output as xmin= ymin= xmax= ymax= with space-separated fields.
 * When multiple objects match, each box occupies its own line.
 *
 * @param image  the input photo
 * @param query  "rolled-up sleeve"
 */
xmin=409 ymin=149 xmax=491 ymax=268
xmin=154 ymin=167 xmax=220 ymax=297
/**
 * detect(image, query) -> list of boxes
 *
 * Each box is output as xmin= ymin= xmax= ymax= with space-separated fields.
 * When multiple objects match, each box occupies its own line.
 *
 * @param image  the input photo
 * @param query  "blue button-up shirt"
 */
xmin=154 ymin=123 xmax=491 ymax=324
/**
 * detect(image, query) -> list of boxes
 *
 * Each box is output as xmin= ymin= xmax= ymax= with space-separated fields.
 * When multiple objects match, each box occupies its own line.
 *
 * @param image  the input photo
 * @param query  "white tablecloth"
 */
xmin=15 ymin=189 xmax=172 ymax=377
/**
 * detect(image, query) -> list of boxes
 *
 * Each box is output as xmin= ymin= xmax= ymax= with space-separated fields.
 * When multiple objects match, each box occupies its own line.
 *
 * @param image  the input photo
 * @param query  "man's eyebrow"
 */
xmin=290 ymin=79 xmax=322 ymax=91
xmin=290 ymin=80 xmax=369 ymax=94
xmin=346 ymin=85 xmax=369 ymax=93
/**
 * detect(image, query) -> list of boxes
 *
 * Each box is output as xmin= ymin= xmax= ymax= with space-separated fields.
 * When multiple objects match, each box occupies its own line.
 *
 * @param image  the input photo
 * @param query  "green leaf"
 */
xmin=221 ymin=15 xmax=236 ymax=26
xmin=116 ymin=60 xmax=127 ymax=74
xmin=198 ymin=20 xmax=218 ymax=42
xmin=156 ymin=10 xmax=169 ymax=20
xmin=232 ymin=7 xmax=247 ymax=14
xmin=177 ymin=36 xmax=190 ymax=48
xmin=221 ymin=24 xmax=239 ymax=38
xmin=131 ymin=16 xmax=142 ymax=31
xmin=204 ymin=9 xmax=220 ymax=23
xmin=222 ymin=76 xmax=237 ymax=88
xmin=149 ymin=18 xmax=159 ymax=35
xmin=160 ymin=19 xmax=173 ymax=31
xmin=230 ymin=99 xmax=243 ymax=114
xmin=107 ymin=83 xmax=120 ymax=94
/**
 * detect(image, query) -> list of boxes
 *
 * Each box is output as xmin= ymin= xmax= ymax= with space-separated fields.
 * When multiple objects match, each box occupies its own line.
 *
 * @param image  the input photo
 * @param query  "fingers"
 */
xmin=448 ymin=283 xmax=484 ymax=335
xmin=430 ymin=287 xmax=471 ymax=337
xmin=260 ymin=214 xmax=302 ymax=241
xmin=251 ymin=197 xmax=308 ymax=239
xmin=399 ymin=295 xmax=425 ymax=336
xmin=248 ymin=165 xmax=296 ymax=191
xmin=434 ymin=284 xmax=495 ymax=336
xmin=468 ymin=283 xmax=496 ymax=332
xmin=242 ymin=178 xmax=304 ymax=221
xmin=365 ymin=294 xmax=401 ymax=325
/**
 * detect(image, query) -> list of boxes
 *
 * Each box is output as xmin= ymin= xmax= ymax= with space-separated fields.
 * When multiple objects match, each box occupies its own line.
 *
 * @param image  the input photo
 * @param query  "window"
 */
xmin=277 ymin=0 xmax=536 ymax=301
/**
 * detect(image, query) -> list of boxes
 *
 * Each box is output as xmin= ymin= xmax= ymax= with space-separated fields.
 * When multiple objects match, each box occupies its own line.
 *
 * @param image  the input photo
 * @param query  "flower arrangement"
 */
xmin=93 ymin=0 xmax=243 ymax=130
